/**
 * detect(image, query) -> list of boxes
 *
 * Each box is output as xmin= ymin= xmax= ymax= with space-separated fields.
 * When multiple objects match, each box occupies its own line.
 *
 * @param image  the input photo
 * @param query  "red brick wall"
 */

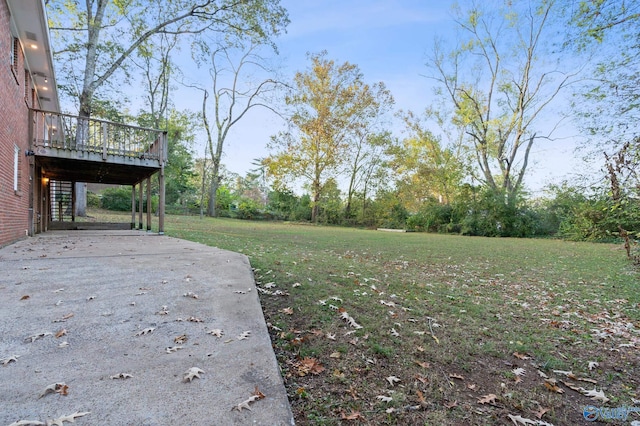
xmin=0 ymin=0 xmax=31 ymax=247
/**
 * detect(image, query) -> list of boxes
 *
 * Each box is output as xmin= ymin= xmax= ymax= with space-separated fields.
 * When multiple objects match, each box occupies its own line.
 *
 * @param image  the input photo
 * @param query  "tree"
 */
xmin=426 ymin=0 xmax=577 ymax=208
xmin=265 ymin=52 xmax=389 ymax=222
xmin=195 ymin=43 xmax=281 ymax=217
xmin=46 ymin=0 xmax=288 ymax=214
xmin=391 ymin=112 xmax=465 ymax=211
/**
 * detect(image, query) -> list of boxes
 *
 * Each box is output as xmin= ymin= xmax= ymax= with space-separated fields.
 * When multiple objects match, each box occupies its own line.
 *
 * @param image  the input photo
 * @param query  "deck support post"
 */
xmin=158 ymin=132 xmax=167 ymax=235
xmin=138 ymin=182 xmax=143 ymax=230
xmin=131 ymin=185 xmax=136 ymax=229
xmin=146 ymin=176 xmax=151 ymax=231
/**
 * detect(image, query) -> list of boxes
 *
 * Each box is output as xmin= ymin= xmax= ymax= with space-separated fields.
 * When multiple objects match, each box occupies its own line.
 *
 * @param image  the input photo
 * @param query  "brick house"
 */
xmin=1 ymin=0 xmax=59 ymax=247
xmin=1 ymin=0 xmax=166 ymax=248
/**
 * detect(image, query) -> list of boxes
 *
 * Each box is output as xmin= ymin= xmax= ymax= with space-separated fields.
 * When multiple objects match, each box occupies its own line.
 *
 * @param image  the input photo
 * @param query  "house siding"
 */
xmin=0 ymin=0 xmax=31 ymax=247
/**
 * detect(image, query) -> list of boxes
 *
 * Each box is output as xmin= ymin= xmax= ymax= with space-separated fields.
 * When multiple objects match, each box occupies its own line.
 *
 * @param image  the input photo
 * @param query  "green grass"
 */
xmin=88 ymin=211 xmax=640 ymax=425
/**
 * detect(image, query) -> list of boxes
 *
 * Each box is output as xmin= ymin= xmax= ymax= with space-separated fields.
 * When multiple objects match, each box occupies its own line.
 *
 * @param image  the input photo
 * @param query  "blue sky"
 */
xmin=173 ymin=0 xmax=586 ymax=195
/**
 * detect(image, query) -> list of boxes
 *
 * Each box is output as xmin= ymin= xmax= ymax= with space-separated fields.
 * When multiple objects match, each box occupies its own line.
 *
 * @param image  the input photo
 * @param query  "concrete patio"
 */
xmin=0 ymin=231 xmax=294 ymax=425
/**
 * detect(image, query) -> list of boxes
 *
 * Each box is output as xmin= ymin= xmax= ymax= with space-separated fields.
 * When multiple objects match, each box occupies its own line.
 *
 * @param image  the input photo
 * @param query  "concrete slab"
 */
xmin=0 ymin=231 xmax=294 ymax=426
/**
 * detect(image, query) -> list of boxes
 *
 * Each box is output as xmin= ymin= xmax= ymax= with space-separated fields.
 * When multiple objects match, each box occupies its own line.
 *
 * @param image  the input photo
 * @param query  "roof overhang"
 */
xmin=7 ymin=0 xmax=60 ymax=113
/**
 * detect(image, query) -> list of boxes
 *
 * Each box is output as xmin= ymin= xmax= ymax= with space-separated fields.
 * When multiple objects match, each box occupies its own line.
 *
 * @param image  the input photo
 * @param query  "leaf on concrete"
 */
xmin=55 ymin=329 xmax=67 ymax=338
xmin=183 ymin=367 xmax=205 ymax=382
xmin=8 ymin=420 xmax=45 ymax=426
xmin=58 ymin=341 xmax=69 ymax=348
xmin=110 ymin=373 xmax=133 ymax=379
xmin=46 ymin=411 xmax=90 ymax=426
xmin=165 ymin=346 xmax=183 ymax=354
xmin=207 ymin=329 xmax=224 ymax=337
xmin=156 ymin=306 xmax=169 ymax=315
xmin=20 ymin=295 xmax=30 ymax=300
xmin=174 ymin=334 xmax=188 ymax=344
xmin=1 ymin=355 xmax=20 ymax=366
xmin=231 ymin=387 xmax=266 ymax=412
xmin=386 ymin=376 xmax=401 ymax=386
xmin=135 ymin=327 xmax=155 ymax=336
xmin=186 ymin=316 xmax=203 ymax=323
xmin=25 ymin=332 xmax=53 ymax=343
xmin=237 ymin=331 xmax=251 ymax=340
xmin=477 ymin=394 xmax=498 ymax=405
xmin=40 ymin=383 xmax=68 ymax=398
xmin=183 ymin=292 xmax=198 ymax=299
xmin=52 ymin=313 xmax=74 ymax=323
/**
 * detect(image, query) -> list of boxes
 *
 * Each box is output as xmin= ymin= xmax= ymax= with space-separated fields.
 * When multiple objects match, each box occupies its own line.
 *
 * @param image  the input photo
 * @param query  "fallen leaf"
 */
xmin=507 ymin=413 xmax=554 ymax=425
xmin=296 ymin=357 xmax=325 ymax=376
xmin=183 ymin=367 xmax=205 ymax=382
xmin=280 ymin=307 xmax=294 ymax=315
xmin=513 ymin=352 xmax=531 ymax=360
xmin=543 ymin=379 xmax=564 ymax=394
xmin=415 ymin=361 xmax=430 ymax=369
xmin=231 ymin=392 xmax=263 ymax=412
xmin=467 ymin=383 xmax=477 ymax=390
xmin=415 ymin=375 xmax=429 ymax=384
xmin=25 ymin=332 xmax=52 ymax=343
xmin=588 ymin=361 xmax=599 ymax=371
xmin=165 ymin=346 xmax=183 ymax=354
xmin=110 ymin=373 xmax=133 ymax=379
xmin=187 ymin=316 xmax=203 ymax=323
xmin=444 ymin=400 xmax=458 ymax=409
xmin=183 ymin=292 xmax=198 ymax=299
xmin=55 ymin=329 xmax=67 ymax=338
xmin=20 ymin=295 xmax=30 ymax=300
xmin=174 ymin=334 xmax=188 ymax=344
xmin=46 ymin=411 xmax=89 ymax=426
xmin=386 ymin=376 xmax=401 ymax=386
xmin=583 ymin=388 xmax=609 ymax=403
xmin=534 ymin=407 xmax=550 ymax=419
xmin=40 ymin=382 xmax=68 ymax=398
xmin=237 ymin=331 xmax=251 ymax=340
xmin=449 ymin=373 xmax=464 ymax=380
xmin=58 ymin=341 xmax=69 ymax=348
xmin=340 ymin=410 xmax=365 ymax=421
xmin=207 ymin=329 xmax=224 ymax=337
xmin=512 ymin=367 xmax=526 ymax=377
xmin=8 ymin=420 xmax=45 ymax=426
xmin=1 ymin=355 xmax=20 ymax=366
xmin=416 ymin=389 xmax=427 ymax=404
xmin=135 ymin=327 xmax=155 ymax=336
xmin=329 ymin=352 xmax=341 ymax=358
xmin=477 ymin=394 xmax=498 ymax=405
xmin=377 ymin=395 xmax=392 ymax=403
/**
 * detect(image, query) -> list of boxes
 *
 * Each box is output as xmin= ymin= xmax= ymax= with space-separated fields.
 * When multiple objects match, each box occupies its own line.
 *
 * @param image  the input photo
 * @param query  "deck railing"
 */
xmin=30 ymin=109 xmax=167 ymax=162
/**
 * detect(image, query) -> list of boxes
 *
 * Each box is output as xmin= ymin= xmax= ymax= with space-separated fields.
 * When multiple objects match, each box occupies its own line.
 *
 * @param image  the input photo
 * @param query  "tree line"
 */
xmin=47 ymin=0 xmax=639 ymax=260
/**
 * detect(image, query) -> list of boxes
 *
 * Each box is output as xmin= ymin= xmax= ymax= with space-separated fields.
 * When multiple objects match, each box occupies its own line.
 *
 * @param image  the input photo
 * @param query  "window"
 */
xmin=13 ymin=145 xmax=20 ymax=192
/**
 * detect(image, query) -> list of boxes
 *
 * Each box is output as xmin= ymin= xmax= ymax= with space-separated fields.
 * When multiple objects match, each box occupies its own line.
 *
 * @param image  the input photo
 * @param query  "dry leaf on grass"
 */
xmin=386 ymin=376 xmax=401 ymax=386
xmin=295 ymin=357 xmax=325 ymax=376
xmin=280 ymin=307 xmax=294 ymax=315
xmin=535 ymin=407 xmax=550 ymax=419
xmin=377 ymin=395 xmax=393 ymax=403
xmin=588 ymin=361 xmax=599 ymax=371
xmin=543 ymin=379 xmax=564 ymax=394
xmin=449 ymin=373 xmax=464 ymax=380
xmin=513 ymin=352 xmax=531 ymax=360
xmin=507 ymin=413 xmax=555 ymax=425
xmin=46 ymin=411 xmax=90 ymax=426
xmin=444 ymin=400 xmax=458 ymax=409
xmin=477 ymin=394 xmax=498 ymax=405
xmin=340 ymin=410 xmax=365 ymax=421
xmin=183 ymin=367 xmax=205 ymax=382
xmin=415 ymin=361 xmax=430 ymax=369
xmin=39 ymin=383 xmax=68 ymax=398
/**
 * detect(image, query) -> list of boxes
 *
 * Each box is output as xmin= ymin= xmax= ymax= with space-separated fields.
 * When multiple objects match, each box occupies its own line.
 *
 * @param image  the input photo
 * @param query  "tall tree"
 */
xmin=426 ymin=0 xmax=577 ymax=207
xmin=195 ymin=43 xmax=282 ymax=217
xmin=47 ymin=0 xmax=288 ymax=215
xmin=265 ymin=52 xmax=388 ymax=222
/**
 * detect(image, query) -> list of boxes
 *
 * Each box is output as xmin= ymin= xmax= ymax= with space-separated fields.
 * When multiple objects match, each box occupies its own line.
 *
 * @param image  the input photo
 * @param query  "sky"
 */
xmin=170 ymin=1 xmax=588 ymax=195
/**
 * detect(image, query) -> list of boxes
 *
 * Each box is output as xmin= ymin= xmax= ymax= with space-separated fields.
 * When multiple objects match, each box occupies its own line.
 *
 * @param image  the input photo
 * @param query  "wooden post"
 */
xmin=158 ymin=131 xmax=167 ymax=235
xmin=131 ymin=184 xmax=136 ymax=230
xmin=146 ymin=176 xmax=151 ymax=231
xmin=138 ymin=182 xmax=143 ymax=230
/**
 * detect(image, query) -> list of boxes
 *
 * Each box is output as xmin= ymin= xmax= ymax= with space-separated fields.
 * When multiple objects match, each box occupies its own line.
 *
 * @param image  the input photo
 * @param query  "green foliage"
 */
xmin=100 ymin=186 xmax=157 ymax=213
xmin=86 ymin=191 xmax=101 ymax=208
xmin=236 ymin=198 xmax=261 ymax=220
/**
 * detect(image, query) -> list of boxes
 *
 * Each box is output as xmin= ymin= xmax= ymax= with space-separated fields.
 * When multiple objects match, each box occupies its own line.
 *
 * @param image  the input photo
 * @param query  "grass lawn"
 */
xmin=90 ymin=211 xmax=640 ymax=425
